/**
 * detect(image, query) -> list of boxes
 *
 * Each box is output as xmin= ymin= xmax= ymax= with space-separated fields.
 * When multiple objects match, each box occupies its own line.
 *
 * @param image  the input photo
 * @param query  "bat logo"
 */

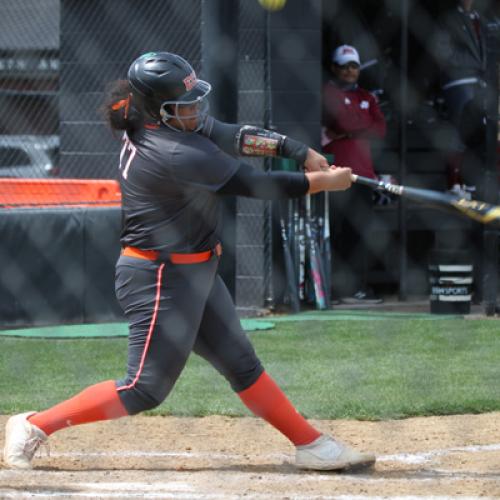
xmin=451 ymin=199 xmax=500 ymax=224
xmin=378 ymin=180 xmax=403 ymax=196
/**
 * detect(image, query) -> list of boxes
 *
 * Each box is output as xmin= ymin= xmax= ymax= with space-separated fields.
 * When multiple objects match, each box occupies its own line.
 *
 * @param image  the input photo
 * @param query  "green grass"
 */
xmin=1 ymin=318 xmax=499 ymax=420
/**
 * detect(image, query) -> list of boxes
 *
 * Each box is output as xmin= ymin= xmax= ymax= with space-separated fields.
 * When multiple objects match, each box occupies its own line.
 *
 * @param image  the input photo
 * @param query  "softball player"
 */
xmin=3 ymin=52 xmax=375 ymax=472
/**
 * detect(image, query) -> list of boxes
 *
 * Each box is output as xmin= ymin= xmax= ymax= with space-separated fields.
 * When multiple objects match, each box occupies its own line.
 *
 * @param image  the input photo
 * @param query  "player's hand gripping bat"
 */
xmin=351 ymin=174 xmax=500 ymax=227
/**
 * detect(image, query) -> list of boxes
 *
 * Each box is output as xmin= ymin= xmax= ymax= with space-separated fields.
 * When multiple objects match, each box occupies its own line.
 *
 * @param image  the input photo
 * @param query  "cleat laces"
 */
xmin=23 ymin=434 xmax=49 ymax=460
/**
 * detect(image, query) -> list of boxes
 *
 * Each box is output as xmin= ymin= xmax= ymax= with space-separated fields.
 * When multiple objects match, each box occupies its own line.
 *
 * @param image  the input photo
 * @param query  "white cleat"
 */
xmin=295 ymin=434 xmax=375 ymax=471
xmin=3 ymin=412 xmax=48 ymax=469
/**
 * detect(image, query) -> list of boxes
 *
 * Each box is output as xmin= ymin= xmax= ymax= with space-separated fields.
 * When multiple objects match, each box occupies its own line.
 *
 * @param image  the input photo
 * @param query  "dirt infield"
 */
xmin=1 ymin=412 xmax=500 ymax=498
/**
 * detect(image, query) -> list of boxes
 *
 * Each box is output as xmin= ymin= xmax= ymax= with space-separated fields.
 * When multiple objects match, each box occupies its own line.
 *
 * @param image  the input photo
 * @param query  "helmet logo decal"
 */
xmin=183 ymin=71 xmax=197 ymax=91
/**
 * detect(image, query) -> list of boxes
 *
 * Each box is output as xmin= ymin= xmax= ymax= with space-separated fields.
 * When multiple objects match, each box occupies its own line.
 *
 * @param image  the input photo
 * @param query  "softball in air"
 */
xmin=258 ymin=0 xmax=287 ymax=11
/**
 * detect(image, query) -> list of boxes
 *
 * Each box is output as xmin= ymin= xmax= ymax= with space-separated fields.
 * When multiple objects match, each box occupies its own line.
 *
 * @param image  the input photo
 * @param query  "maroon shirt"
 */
xmin=322 ymin=81 xmax=386 ymax=179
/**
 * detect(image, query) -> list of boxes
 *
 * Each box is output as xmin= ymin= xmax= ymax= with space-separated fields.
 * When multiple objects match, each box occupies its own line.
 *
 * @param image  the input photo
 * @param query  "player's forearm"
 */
xmin=200 ymin=117 xmax=241 ymax=156
xmin=218 ymin=163 xmax=309 ymax=199
xmin=235 ymin=125 xmax=309 ymax=164
xmin=281 ymin=136 xmax=309 ymax=164
xmin=201 ymin=117 xmax=308 ymax=164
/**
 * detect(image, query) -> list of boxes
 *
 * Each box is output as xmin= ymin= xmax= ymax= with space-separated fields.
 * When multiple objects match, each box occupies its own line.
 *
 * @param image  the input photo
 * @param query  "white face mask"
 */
xmin=160 ymin=81 xmax=212 ymax=132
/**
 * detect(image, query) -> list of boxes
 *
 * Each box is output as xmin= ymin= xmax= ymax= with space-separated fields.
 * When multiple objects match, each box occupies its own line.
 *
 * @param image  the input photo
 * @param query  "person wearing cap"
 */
xmin=322 ymin=44 xmax=386 ymax=305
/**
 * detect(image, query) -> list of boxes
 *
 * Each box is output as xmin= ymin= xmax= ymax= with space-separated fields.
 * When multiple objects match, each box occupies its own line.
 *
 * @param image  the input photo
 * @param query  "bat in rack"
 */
xmin=279 ymin=200 xmax=300 ymax=313
xmin=320 ymin=191 xmax=332 ymax=305
xmin=296 ymin=197 xmax=306 ymax=302
xmin=351 ymin=174 xmax=500 ymax=227
xmin=311 ymin=194 xmax=331 ymax=309
xmin=305 ymin=194 xmax=328 ymax=310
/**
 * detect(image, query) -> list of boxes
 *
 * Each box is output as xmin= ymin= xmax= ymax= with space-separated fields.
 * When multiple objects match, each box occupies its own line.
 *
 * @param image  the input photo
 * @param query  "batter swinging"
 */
xmin=3 ymin=52 xmax=375 ymax=472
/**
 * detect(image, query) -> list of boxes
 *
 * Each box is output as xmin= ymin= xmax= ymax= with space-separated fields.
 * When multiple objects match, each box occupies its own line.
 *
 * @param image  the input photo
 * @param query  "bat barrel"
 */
xmin=352 ymin=174 xmax=500 ymax=227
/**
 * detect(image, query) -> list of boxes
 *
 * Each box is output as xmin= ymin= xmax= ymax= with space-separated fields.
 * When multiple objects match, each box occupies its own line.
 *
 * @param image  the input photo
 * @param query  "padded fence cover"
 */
xmin=0 ymin=207 xmax=122 ymax=328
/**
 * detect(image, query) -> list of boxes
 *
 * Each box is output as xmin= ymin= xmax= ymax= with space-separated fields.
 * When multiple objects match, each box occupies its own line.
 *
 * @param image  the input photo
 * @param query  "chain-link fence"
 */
xmin=0 ymin=0 xmax=275 ymax=324
xmin=0 ymin=0 xmax=59 ymax=179
xmin=321 ymin=0 xmax=500 ymax=312
xmin=237 ymin=0 xmax=269 ymax=311
xmin=0 ymin=0 xmax=499 ymax=327
xmin=0 ymin=0 xmax=203 ymax=197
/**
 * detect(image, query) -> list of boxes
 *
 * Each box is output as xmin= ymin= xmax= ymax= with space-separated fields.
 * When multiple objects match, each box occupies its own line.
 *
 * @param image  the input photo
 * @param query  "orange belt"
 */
xmin=122 ymin=243 xmax=222 ymax=264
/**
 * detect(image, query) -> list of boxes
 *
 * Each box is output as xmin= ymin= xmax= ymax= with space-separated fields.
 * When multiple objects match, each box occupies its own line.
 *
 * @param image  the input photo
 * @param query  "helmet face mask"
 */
xmin=159 ymin=81 xmax=211 ymax=132
xmin=127 ymin=51 xmax=211 ymax=131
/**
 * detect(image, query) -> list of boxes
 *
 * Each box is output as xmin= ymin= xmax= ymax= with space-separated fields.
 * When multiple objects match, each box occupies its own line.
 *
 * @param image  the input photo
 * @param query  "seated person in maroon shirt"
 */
xmin=322 ymin=44 xmax=387 ymax=304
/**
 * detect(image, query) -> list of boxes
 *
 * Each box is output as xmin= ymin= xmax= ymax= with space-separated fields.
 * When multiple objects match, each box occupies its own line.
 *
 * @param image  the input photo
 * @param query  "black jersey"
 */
xmin=119 ymin=125 xmax=239 ymax=254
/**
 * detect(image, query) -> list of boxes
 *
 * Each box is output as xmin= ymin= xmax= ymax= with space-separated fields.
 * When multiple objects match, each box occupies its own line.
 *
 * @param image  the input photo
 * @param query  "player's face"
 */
xmin=333 ymin=62 xmax=360 ymax=85
xmin=169 ymin=103 xmax=200 ymax=131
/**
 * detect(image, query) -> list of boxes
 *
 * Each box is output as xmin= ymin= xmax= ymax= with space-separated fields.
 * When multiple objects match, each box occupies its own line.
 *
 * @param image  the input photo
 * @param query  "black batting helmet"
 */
xmin=127 ymin=51 xmax=211 ymax=130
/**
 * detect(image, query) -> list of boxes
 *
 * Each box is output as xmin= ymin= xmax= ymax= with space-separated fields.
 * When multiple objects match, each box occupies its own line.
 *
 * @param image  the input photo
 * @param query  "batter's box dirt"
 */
xmin=1 ymin=413 xmax=500 ymax=498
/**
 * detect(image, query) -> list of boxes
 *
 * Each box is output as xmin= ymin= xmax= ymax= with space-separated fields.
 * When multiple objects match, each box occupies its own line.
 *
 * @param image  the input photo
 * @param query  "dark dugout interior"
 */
xmin=321 ymin=0 xmax=500 ymax=312
xmin=323 ymin=0 xmax=499 ymax=117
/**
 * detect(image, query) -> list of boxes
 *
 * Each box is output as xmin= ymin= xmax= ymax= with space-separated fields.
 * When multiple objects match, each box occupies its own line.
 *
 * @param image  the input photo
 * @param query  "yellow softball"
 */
xmin=258 ymin=0 xmax=287 ymax=11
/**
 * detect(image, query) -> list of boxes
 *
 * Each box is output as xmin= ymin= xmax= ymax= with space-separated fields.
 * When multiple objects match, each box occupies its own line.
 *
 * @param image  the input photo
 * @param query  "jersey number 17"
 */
xmin=119 ymin=134 xmax=137 ymax=179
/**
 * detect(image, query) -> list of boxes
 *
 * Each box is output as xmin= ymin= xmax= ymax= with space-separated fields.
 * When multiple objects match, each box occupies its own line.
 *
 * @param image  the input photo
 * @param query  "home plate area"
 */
xmin=1 ymin=413 xmax=499 ymax=498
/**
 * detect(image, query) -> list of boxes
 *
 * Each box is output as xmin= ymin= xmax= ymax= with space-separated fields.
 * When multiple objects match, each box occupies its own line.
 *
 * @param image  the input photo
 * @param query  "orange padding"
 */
xmin=0 ymin=179 xmax=122 ymax=208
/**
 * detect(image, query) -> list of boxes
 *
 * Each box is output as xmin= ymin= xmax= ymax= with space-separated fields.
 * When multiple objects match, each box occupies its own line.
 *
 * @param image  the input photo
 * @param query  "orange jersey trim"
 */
xmin=116 ymin=263 xmax=165 ymax=393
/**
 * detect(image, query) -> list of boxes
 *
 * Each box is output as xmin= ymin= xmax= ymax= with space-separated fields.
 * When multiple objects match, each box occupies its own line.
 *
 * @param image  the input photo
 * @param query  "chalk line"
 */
xmin=37 ymin=441 xmax=500 ymax=465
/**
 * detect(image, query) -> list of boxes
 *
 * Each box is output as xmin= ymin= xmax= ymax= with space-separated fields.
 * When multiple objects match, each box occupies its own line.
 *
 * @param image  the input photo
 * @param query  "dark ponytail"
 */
xmin=102 ymin=80 xmax=143 ymax=134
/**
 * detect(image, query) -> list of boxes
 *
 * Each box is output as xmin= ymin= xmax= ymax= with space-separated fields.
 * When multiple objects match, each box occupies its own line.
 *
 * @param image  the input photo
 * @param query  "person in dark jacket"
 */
xmin=322 ymin=44 xmax=386 ymax=304
xmin=434 ymin=0 xmax=488 ymax=196
xmin=3 ymin=51 xmax=375 ymax=472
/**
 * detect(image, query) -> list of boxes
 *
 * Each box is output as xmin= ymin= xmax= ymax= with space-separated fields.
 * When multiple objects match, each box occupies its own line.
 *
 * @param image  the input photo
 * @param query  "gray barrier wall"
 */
xmin=0 ymin=207 xmax=123 ymax=328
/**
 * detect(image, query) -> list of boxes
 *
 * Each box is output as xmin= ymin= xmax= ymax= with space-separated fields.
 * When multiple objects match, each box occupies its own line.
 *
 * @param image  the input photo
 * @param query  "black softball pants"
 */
xmin=114 ymin=253 xmax=264 ymax=415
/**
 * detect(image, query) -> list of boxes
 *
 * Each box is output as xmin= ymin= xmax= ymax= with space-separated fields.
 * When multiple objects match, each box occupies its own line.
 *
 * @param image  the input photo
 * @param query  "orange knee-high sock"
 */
xmin=28 ymin=380 xmax=128 ymax=436
xmin=238 ymin=371 xmax=321 ymax=446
